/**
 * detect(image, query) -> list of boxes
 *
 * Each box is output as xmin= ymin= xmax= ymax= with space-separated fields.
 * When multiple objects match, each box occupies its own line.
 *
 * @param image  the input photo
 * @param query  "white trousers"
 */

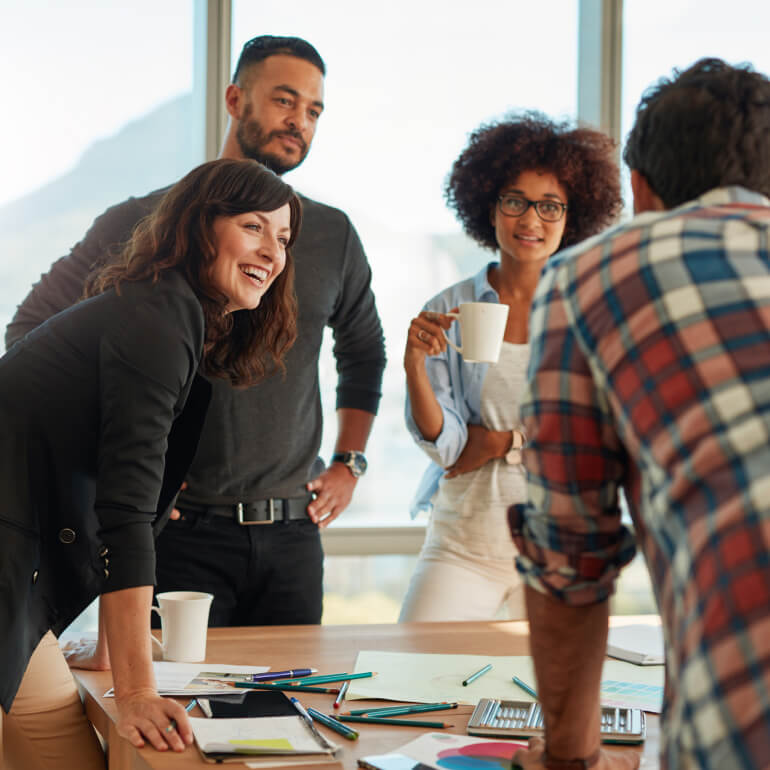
xmin=0 ymin=631 xmax=105 ymax=770
xmin=399 ymin=517 xmax=525 ymax=622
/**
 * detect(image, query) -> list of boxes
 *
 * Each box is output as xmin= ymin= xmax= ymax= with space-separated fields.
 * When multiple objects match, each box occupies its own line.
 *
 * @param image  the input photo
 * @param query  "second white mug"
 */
xmin=151 ymin=590 xmax=213 ymax=662
xmin=443 ymin=302 xmax=509 ymax=363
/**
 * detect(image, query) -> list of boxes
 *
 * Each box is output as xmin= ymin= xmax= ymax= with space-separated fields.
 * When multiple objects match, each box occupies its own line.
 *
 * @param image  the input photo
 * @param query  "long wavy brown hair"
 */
xmin=86 ymin=158 xmax=301 ymax=387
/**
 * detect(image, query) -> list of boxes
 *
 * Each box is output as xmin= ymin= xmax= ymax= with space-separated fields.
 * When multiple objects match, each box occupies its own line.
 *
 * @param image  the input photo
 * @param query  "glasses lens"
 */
xmin=500 ymin=196 xmax=528 ymax=216
xmin=534 ymin=201 xmax=564 ymax=221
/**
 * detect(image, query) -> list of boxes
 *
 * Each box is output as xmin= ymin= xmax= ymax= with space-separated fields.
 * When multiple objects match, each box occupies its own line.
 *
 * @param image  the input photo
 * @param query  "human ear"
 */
xmin=224 ymin=84 xmax=244 ymax=120
xmin=630 ymin=169 xmax=666 ymax=214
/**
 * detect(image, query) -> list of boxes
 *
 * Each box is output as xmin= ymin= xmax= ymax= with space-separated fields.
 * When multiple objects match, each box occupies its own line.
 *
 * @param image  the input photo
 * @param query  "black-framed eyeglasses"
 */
xmin=497 ymin=194 xmax=567 ymax=222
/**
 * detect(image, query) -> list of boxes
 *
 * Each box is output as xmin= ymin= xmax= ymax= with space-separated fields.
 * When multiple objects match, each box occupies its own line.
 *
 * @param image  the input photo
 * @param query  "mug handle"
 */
xmin=441 ymin=312 xmax=462 ymax=355
xmin=150 ymin=606 xmax=164 ymax=656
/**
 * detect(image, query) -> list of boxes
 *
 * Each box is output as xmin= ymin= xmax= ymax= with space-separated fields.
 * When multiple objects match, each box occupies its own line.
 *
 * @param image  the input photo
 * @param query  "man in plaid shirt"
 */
xmin=510 ymin=58 xmax=770 ymax=770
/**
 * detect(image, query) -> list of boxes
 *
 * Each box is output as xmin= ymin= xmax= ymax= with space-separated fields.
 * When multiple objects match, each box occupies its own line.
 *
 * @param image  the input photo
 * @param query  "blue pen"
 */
xmin=168 ymin=698 xmax=197 ymax=734
xmin=290 ymin=697 xmax=335 ymax=751
xmin=200 ymin=668 xmax=316 ymax=682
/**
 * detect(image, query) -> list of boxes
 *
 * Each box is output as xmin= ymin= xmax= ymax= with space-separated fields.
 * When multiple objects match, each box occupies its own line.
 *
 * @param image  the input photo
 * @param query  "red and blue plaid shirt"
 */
xmin=510 ymin=187 xmax=770 ymax=769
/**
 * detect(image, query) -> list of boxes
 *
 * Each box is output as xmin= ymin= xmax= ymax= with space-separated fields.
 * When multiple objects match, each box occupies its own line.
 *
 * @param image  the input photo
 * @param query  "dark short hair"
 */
xmin=446 ymin=112 xmax=622 ymax=251
xmin=623 ymin=57 xmax=770 ymax=208
xmin=233 ymin=35 xmax=326 ymax=85
xmin=88 ymin=159 xmax=301 ymax=387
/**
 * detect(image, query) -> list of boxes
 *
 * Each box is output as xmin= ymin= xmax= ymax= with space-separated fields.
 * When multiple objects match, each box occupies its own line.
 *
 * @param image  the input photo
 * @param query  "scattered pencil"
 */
xmin=233 ymin=682 xmax=340 ymax=694
xmin=284 ymin=671 xmax=376 ymax=686
xmin=333 ymin=680 xmax=350 ymax=709
xmin=337 ymin=715 xmax=453 ymax=728
xmin=344 ymin=702 xmax=458 ymax=717
xmin=306 ymin=707 xmax=359 ymax=740
xmin=462 ymin=663 xmax=493 ymax=686
xmin=512 ymin=676 xmax=538 ymax=698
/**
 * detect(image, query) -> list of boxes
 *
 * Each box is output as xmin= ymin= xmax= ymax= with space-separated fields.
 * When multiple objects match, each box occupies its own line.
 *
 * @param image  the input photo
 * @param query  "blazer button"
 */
xmin=98 ymin=545 xmax=109 ymax=557
xmin=103 ymin=568 xmax=110 ymax=579
xmin=32 ymin=569 xmax=39 ymax=583
xmin=59 ymin=528 xmax=76 ymax=544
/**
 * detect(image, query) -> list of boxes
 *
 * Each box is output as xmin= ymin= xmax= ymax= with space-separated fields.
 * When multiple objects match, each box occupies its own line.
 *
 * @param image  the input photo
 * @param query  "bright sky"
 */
xmin=2 ymin=0 xmax=770 ymax=229
xmin=0 ymin=0 xmax=192 ymax=207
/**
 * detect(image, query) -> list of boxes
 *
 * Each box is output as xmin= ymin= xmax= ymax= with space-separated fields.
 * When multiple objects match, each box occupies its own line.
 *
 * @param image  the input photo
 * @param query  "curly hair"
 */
xmin=86 ymin=158 xmax=300 ymax=388
xmin=624 ymin=57 xmax=770 ymax=208
xmin=445 ymin=112 xmax=622 ymax=251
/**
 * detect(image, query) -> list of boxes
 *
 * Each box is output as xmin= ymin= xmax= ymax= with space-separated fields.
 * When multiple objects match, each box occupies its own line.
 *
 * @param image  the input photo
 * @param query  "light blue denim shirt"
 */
xmin=405 ymin=262 xmax=500 ymax=518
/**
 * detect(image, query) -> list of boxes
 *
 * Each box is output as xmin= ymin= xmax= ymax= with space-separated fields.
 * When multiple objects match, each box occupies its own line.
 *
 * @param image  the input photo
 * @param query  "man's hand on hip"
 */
xmin=306 ymin=463 xmax=357 ymax=528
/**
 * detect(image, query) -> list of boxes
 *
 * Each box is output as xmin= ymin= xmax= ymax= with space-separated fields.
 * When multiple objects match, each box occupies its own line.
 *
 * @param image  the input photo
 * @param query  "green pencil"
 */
xmin=284 ymin=671 xmax=375 ymax=686
xmin=233 ymin=682 xmax=340 ymax=694
xmin=345 ymin=702 xmax=457 ymax=717
xmin=337 ymin=715 xmax=453 ymax=728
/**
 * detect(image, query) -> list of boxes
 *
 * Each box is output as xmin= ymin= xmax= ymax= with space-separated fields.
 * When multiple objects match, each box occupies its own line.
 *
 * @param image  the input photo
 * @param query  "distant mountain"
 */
xmin=0 ymin=93 xmax=199 ymax=338
xmin=0 ymin=93 xmax=197 ymax=228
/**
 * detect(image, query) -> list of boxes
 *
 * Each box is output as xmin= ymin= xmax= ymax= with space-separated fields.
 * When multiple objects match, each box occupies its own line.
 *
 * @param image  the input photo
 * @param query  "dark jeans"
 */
xmin=153 ymin=507 xmax=324 ymax=627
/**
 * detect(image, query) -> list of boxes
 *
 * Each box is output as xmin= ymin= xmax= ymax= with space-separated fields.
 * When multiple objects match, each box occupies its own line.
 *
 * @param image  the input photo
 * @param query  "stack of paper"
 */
xmin=190 ymin=716 xmax=338 ymax=765
xmin=606 ymin=624 xmax=665 ymax=665
xmin=103 ymin=662 xmax=270 ymax=697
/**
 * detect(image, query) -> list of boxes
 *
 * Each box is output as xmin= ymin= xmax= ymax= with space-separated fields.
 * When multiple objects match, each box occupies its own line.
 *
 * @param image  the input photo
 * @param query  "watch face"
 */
xmin=334 ymin=451 xmax=367 ymax=477
xmin=349 ymin=452 xmax=368 ymax=477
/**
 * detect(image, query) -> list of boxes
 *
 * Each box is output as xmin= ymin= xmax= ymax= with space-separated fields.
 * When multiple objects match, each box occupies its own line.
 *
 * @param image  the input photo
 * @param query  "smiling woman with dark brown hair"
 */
xmin=400 ymin=112 xmax=622 ymax=623
xmin=0 ymin=158 xmax=300 ymax=769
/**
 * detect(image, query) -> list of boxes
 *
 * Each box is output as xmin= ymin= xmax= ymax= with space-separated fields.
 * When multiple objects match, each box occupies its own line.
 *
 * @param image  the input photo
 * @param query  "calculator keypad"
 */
xmin=467 ymin=699 xmax=645 ymax=744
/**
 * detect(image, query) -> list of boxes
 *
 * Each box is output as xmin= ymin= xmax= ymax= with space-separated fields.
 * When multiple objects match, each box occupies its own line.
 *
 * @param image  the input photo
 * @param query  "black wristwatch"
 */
xmin=331 ymin=451 xmax=368 ymax=478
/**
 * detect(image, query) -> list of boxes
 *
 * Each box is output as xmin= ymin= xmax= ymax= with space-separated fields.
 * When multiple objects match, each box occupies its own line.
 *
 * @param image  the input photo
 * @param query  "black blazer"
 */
xmin=0 ymin=270 xmax=211 ymax=711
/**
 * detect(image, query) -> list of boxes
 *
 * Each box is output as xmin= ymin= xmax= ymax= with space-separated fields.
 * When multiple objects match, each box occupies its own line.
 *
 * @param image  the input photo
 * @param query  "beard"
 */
xmin=235 ymin=104 xmax=309 ymax=175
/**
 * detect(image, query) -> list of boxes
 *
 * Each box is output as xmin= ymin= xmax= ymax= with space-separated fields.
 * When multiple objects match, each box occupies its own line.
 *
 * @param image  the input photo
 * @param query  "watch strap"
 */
xmin=331 ymin=450 xmax=367 ymax=477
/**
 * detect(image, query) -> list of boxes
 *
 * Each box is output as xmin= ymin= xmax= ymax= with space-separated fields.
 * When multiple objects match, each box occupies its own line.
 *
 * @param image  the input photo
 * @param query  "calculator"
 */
xmin=467 ymin=699 xmax=646 ymax=744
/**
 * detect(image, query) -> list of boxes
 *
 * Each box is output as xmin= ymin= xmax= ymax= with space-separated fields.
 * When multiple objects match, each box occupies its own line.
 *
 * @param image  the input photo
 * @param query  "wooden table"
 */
xmin=73 ymin=621 xmax=659 ymax=769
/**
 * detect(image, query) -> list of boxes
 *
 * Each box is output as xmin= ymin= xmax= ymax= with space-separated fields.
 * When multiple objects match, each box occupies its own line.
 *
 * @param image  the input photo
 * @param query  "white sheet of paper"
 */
xmin=607 ymin=623 xmax=665 ymax=664
xmin=348 ymin=651 xmax=665 ymax=710
xmin=103 ymin=661 xmax=270 ymax=697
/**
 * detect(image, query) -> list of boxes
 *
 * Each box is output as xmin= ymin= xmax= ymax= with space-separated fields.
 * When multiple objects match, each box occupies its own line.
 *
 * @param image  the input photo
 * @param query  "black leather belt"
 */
xmin=181 ymin=494 xmax=313 ymax=525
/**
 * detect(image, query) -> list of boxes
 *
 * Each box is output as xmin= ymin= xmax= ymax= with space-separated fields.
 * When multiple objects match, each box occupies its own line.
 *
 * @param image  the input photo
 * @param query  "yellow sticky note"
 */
xmin=229 ymin=738 xmax=294 ymax=751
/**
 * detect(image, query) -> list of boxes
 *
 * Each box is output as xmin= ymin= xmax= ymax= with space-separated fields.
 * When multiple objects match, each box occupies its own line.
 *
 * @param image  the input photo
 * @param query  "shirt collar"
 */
xmin=472 ymin=261 xmax=500 ymax=301
xmin=684 ymin=186 xmax=770 ymax=209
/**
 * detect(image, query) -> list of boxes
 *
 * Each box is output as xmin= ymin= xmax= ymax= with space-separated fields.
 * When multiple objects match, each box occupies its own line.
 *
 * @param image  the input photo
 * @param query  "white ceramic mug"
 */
xmin=151 ymin=591 xmax=213 ymax=662
xmin=443 ymin=302 xmax=509 ymax=363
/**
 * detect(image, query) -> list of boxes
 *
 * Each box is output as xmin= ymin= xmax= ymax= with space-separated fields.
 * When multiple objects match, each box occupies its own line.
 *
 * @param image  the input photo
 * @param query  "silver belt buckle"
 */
xmin=236 ymin=499 xmax=275 ymax=525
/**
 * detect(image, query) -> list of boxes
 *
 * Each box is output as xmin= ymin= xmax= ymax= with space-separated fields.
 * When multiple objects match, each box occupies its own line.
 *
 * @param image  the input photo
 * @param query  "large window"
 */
xmin=0 ymin=0 xmax=204 ymax=349
xmin=621 ymin=0 xmax=770 ymax=201
xmin=230 ymin=1 xmax=580 ymax=623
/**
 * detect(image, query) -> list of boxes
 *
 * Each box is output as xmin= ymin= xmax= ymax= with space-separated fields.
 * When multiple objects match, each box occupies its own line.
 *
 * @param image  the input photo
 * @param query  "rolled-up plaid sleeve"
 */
xmin=509 ymin=258 xmax=636 ymax=606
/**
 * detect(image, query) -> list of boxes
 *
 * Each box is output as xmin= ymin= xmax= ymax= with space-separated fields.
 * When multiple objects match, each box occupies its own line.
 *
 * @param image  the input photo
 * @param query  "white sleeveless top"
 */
xmin=431 ymin=342 xmax=529 ymax=559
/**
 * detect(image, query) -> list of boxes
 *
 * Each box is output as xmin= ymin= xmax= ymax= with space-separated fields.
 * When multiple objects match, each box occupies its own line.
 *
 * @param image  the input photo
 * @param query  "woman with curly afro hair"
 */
xmin=400 ymin=112 xmax=622 ymax=622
